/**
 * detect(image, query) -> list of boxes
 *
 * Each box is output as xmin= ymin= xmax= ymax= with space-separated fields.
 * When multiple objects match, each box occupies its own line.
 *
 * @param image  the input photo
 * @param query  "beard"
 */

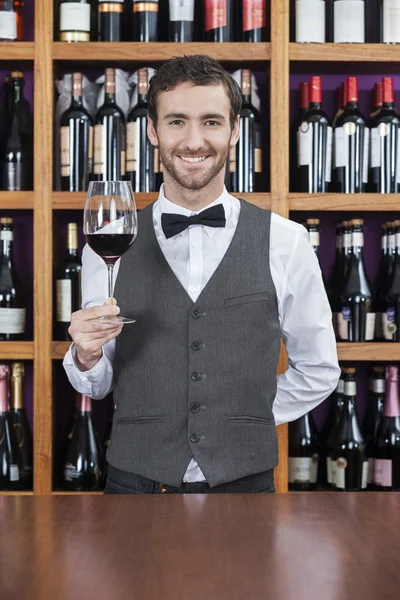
xmin=157 ymin=141 xmax=230 ymax=191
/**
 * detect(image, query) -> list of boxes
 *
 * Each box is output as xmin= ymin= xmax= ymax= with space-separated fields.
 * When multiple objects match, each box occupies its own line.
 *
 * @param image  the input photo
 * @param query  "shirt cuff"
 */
xmin=70 ymin=342 xmax=105 ymax=376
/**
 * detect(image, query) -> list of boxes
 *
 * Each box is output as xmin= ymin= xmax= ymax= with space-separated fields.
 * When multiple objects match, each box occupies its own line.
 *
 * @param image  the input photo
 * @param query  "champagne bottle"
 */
xmin=288 ymin=411 xmax=320 ymax=491
xmin=0 ymin=364 xmax=20 ymax=490
xmin=94 ymin=68 xmax=126 ymax=181
xmin=337 ymin=219 xmax=375 ymax=342
xmin=9 ymin=362 xmax=33 ymax=490
xmin=330 ymin=367 xmax=368 ymax=491
xmin=60 ymin=72 xmax=93 ymax=192
xmin=132 ymin=0 xmax=159 ymax=41
xmin=56 ymin=223 xmax=82 ymax=341
xmin=323 ymin=372 xmax=345 ymax=487
xmin=98 ymin=0 xmax=124 ymax=41
xmin=374 ymin=365 xmax=400 ymax=490
xmin=126 ymin=68 xmax=156 ymax=192
xmin=364 ymin=365 xmax=385 ymax=488
xmin=0 ymin=217 xmax=26 ymax=341
xmin=63 ymin=394 xmax=105 ymax=491
xmin=381 ymin=220 xmax=400 ymax=341
xmin=59 ymin=0 xmax=91 ymax=42
xmin=168 ymin=0 xmax=194 ymax=42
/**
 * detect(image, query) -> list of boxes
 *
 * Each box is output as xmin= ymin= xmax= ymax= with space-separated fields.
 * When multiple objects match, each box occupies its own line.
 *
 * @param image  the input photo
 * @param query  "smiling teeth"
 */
xmin=180 ymin=156 xmax=207 ymax=163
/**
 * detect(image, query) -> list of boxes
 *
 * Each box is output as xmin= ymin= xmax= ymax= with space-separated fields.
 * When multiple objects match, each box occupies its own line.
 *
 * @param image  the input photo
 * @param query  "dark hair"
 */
xmin=148 ymin=55 xmax=242 ymax=129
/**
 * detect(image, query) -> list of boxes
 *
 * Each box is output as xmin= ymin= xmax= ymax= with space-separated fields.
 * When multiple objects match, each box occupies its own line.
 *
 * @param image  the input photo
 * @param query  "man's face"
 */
xmin=148 ymin=82 xmax=239 ymax=191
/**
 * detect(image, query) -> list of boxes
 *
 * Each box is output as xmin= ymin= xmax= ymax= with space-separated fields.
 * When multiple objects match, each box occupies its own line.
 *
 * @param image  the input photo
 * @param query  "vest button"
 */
xmin=190 ymin=434 xmax=200 ymax=443
xmin=191 ymin=341 xmax=201 ymax=351
xmin=191 ymin=309 xmax=201 ymax=319
xmin=191 ymin=372 xmax=202 ymax=381
xmin=191 ymin=403 xmax=201 ymax=413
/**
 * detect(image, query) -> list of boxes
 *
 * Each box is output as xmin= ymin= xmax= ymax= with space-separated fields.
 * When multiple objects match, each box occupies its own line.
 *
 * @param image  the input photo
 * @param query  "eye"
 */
xmin=170 ymin=120 xmax=184 ymax=126
xmin=206 ymin=121 xmax=220 ymax=126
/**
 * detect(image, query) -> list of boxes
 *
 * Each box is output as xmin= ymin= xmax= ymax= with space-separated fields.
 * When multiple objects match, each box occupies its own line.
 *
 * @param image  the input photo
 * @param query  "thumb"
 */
xmin=104 ymin=297 xmax=117 ymax=306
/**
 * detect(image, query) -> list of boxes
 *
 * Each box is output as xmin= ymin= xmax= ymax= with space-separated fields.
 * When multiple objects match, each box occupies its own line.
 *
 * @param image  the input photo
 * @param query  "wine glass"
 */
xmin=83 ymin=181 xmax=138 ymax=325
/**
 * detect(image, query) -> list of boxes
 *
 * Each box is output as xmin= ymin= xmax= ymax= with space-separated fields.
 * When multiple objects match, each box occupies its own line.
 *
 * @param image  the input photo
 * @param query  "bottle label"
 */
xmin=0 ymin=230 xmax=13 ymax=242
xmin=56 ymin=280 xmax=72 ymax=323
xmin=343 ymin=231 xmax=351 ymax=250
xmin=326 ymin=126 xmax=333 ymax=182
xmin=289 ymin=456 xmax=318 ymax=483
xmin=370 ymin=127 xmax=381 ymax=168
xmin=352 ymin=231 xmax=364 ymax=247
xmin=383 ymin=0 xmax=400 ymax=43
xmin=337 ymin=308 xmax=350 ymax=340
xmin=337 ymin=378 xmax=344 ymax=394
xmin=308 ymin=231 xmax=320 ymax=247
xmin=126 ymin=121 xmax=137 ymax=172
xmin=94 ymin=124 xmax=104 ymax=175
xmin=367 ymin=457 xmax=375 ymax=485
xmin=60 ymin=126 xmax=70 ymax=177
xmin=169 ymin=0 xmax=195 ymax=21
xmin=243 ymin=0 xmax=266 ymax=32
xmin=9 ymin=464 xmax=19 ymax=482
xmin=330 ymin=458 xmax=337 ymax=486
xmin=0 ymin=11 xmax=17 ymax=40
xmin=381 ymin=235 xmax=387 ymax=252
xmin=326 ymin=457 xmax=332 ymax=484
xmin=295 ymin=1 xmax=325 ymax=43
xmin=60 ymin=3 xmax=91 ymax=33
xmin=372 ymin=379 xmax=385 ymax=394
xmin=64 ymin=462 xmax=81 ymax=481
xmin=334 ymin=126 xmax=349 ymax=169
xmin=361 ymin=460 xmax=368 ymax=489
xmin=88 ymin=125 xmax=94 ymax=174
xmin=297 ymin=122 xmax=313 ymax=166
xmin=374 ymin=458 xmax=392 ymax=487
xmin=334 ymin=457 xmax=347 ymax=489
xmin=363 ymin=128 xmax=370 ymax=184
xmin=205 ymin=0 xmax=227 ymax=32
xmin=0 ymin=308 xmax=26 ymax=334
xmin=344 ymin=381 xmax=356 ymax=396
xmin=334 ymin=1 xmax=365 ymax=43
xmin=388 ymin=233 xmax=396 ymax=250
xmin=382 ymin=309 xmax=397 ymax=339
xmin=365 ymin=312 xmax=376 ymax=341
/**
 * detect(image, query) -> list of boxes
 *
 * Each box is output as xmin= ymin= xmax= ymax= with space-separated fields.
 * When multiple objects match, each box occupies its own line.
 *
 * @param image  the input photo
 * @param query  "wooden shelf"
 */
xmin=0 ymin=42 xmax=35 ymax=60
xmin=52 ymin=341 xmax=70 ymax=359
xmin=0 ymin=491 xmax=34 ymax=496
xmin=52 ymin=491 xmax=104 ymax=495
xmin=52 ymin=192 xmax=271 ymax=210
xmin=289 ymin=43 xmax=400 ymax=62
xmin=0 ymin=192 xmax=35 ymax=209
xmin=53 ymin=42 xmax=271 ymax=62
xmin=337 ymin=343 xmax=400 ymax=361
xmin=0 ymin=342 xmax=34 ymax=360
xmin=289 ymin=194 xmax=400 ymax=212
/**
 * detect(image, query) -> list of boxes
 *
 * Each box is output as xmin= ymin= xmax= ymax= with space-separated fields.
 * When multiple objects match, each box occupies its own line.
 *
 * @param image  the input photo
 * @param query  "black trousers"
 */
xmin=104 ymin=464 xmax=275 ymax=494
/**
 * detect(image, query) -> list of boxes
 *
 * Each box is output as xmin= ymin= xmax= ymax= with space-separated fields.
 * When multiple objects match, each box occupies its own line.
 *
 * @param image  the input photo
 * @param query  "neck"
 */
xmin=162 ymin=170 xmax=226 ymax=212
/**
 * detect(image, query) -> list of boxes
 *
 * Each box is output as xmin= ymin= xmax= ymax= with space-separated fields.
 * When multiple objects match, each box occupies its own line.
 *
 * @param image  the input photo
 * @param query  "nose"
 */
xmin=183 ymin=122 xmax=205 ymax=153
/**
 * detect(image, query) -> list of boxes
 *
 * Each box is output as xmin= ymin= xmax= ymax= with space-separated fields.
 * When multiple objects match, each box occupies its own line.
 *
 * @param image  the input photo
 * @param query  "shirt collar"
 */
xmin=156 ymin=183 xmax=232 ymax=239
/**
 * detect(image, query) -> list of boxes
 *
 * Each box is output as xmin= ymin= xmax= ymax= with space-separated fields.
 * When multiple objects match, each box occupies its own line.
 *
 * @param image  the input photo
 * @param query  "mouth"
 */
xmin=177 ymin=155 xmax=210 ymax=166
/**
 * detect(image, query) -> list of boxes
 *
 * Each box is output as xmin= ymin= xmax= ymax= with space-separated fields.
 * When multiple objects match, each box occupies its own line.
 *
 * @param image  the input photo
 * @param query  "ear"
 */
xmin=147 ymin=116 xmax=158 ymax=147
xmin=229 ymin=115 xmax=240 ymax=147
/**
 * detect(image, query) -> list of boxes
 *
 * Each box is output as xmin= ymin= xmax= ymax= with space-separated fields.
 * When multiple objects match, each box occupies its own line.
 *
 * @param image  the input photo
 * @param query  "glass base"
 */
xmin=90 ymin=315 xmax=136 ymax=325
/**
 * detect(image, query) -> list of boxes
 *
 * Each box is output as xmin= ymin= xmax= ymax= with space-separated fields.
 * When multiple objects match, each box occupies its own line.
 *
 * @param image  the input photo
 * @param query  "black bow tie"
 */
xmin=161 ymin=204 xmax=226 ymax=239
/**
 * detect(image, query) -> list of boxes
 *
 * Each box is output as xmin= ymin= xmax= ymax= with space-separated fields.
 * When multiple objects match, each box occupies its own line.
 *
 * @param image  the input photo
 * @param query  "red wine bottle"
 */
xmin=330 ymin=367 xmax=368 ymax=491
xmin=98 ymin=0 xmax=124 ymax=41
xmin=381 ymin=219 xmax=400 ymax=341
xmin=63 ymin=394 xmax=105 ymax=491
xmin=56 ymin=223 xmax=82 ymax=341
xmin=337 ymin=219 xmax=375 ymax=342
xmin=0 ymin=0 xmax=17 ymax=40
xmin=323 ymin=372 xmax=345 ymax=488
xmin=231 ymin=69 xmax=263 ymax=193
xmin=0 ymin=217 xmax=26 ymax=341
xmin=9 ymin=362 xmax=33 ymax=490
xmin=0 ymin=364 xmax=20 ymax=490
xmin=288 ymin=411 xmax=320 ymax=491
xmin=169 ymin=0 xmax=194 ymax=42
xmin=132 ymin=0 xmax=158 ymax=41
xmin=94 ymin=68 xmax=126 ymax=181
xmin=204 ymin=0 xmax=233 ymax=42
xmin=370 ymin=77 xmax=400 ymax=193
xmin=295 ymin=0 xmax=326 ymax=43
xmin=59 ymin=0 xmax=91 ymax=42
xmin=60 ymin=73 xmax=93 ymax=192
xmin=239 ymin=0 xmax=266 ymax=42
xmin=333 ymin=77 xmax=369 ymax=193
xmin=126 ymin=68 xmax=157 ymax=192
xmin=364 ymin=365 xmax=385 ymax=488
xmin=374 ymin=365 xmax=400 ymax=490
xmin=380 ymin=0 xmax=400 ymax=44
xmin=296 ymin=76 xmax=332 ymax=193
xmin=333 ymin=0 xmax=365 ymax=43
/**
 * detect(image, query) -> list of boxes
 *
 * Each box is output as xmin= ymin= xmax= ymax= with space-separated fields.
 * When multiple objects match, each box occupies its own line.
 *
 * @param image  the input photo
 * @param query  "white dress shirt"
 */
xmin=63 ymin=184 xmax=340 ymax=482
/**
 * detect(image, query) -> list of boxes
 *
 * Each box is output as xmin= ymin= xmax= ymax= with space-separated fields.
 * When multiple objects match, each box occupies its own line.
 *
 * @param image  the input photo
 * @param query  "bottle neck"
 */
xmin=11 ymin=377 xmax=24 ymax=410
xmin=1 ymin=233 xmax=14 ymax=260
xmin=384 ymin=377 xmax=400 ymax=418
xmin=71 ymin=94 xmax=83 ymax=107
xmin=105 ymin=92 xmax=116 ymax=105
xmin=11 ymin=83 xmax=23 ymax=106
xmin=0 ymin=379 xmax=9 ymax=413
xmin=242 ymin=93 xmax=251 ymax=104
xmin=138 ymin=93 xmax=148 ymax=104
xmin=346 ymin=101 xmax=358 ymax=110
xmin=382 ymin=102 xmax=395 ymax=110
xmin=309 ymin=101 xmax=321 ymax=110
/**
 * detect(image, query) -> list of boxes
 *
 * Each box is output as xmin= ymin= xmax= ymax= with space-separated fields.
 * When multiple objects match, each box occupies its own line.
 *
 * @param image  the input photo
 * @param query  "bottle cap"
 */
xmin=0 ymin=217 xmax=13 ymax=224
xmin=382 ymin=77 xmax=394 ymax=104
xmin=309 ymin=76 xmax=322 ymax=104
xmin=351 ymin=219 xmax=364 ymax=225
xmin=346 ymin=77 xmax=358 ymax=104
xmin=11 ymin=71 xmax=24 ymax=78
xmin=374 ymin=82 xmax=383 ymax=108
xmin=306 ymin=218 xmax=320 ymax=225
xmin=386 ymin=365 xmax=398 ymax=381
xmin=372 ymin=366 xmax=385 ymax=374
xmin=0 ymin=365 xmax=10 ymax=379
xmin=241 ymin=69 xmax=252 ymax=96
xmin=11 ymin=362 xmax=24 ymax=378
xmin=342 ymin=367 xmax=356 ymax=374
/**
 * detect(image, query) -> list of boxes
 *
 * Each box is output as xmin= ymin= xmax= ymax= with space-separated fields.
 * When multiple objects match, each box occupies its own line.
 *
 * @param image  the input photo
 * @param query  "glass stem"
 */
xmin=107 ymin=263 xmax=114 ymax=300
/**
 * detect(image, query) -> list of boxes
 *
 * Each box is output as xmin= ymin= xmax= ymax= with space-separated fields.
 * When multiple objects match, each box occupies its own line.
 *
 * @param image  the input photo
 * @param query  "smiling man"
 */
xmin=63 ymin=55 xmax=340 ymax=495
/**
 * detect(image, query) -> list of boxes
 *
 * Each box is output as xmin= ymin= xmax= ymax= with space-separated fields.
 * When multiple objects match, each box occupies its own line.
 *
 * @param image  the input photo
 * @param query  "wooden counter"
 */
xmin=1 ymin=493 xmax=399 ymax=599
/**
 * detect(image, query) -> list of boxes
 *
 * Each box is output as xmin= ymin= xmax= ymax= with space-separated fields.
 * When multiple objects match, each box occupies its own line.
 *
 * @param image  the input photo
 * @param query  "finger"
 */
xmin=78 ymin=328 xmax=123 ymax=348
xmin=104 ymin=297 xmax=117 ymax=306
xmin=73 ymin=304 xmax=120 ymax=322
xmin=77 ymin=321 xmax=124 ymax=334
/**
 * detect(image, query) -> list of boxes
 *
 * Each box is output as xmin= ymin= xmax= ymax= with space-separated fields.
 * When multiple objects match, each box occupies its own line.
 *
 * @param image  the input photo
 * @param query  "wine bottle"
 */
xmin=132 ymin=0 xmax=158 ymax=41
xmin=1 ymin=71 xmax=33 ymax=191
xmin=67 ymin=392 xmax=81 ymax=441
xmin=296 ymin=76 xmax=332 ymax=193
xmin=9 ymin=362 xmax=33 ymax=490
xmin=288 ymin=411 xmax=320 ymax=491
xmin=63 ymin=394 xmax=105 ymax=491
xmin=126 ymin=68 xmax=156 ymax=193
xmin=330 ymin=367 xmax=368 ymax=491
xmin=94 ymin=68 xmax=126 ymax=181
xmin=56 ymin=223 xmax=82 ymax=341
xmin=290 ymin=82 xmax=308 ymax=193
xmin=380 ymin=0 xmax=400 ymax=44
xmin=337 ymin=219 xmax=375 ymax=342
xmin=0 ymin=218 xmax=26 ymax=341
xmin=169 ymin=0 xmax=194 ymax=42
xmin=332 ymin=81 xmax=346 ymax=128
xmin=231 ymin=69 xmax=263 ymax=193
xmin=374 ymin=365 xmax=400 ymax=490
xmin=370 ymin=77 xmax=400 ymax=194
xmin=333 ymin=0 xmax=365 ymax=43
xmin=381 ymin=219 xmax=400 ymax=341
xmin=331 ymin=220 xmax=352 ymax=334
xmin=98 ymin=0 xmax=124 ymax=41
xmin=333 ymin=76 xmax=369 ymax=194
xmin=59 ymin=0 xmax=91 ymax=42
xmin=0 ymin=0 xmax=17 ymax=40
xmin=364 ymin=365 xmax=385 ymax=488
xmin=375 ymin=222 xmax=389 ymax=339
xmin=305 ymin=218 xmax=331 ymax=299
xmin=369 ymin=82 xmax=383 ymax=121
xmin=239 ymin=0 xmax=266 ymax=42
xmin=204 ymin=0 xmax=233 ymax=42
xmin=323 ymin=372 xmax=345 ymax=487
xmin=329 ymin=222 xmax=344 ymax=300
xmin=60 ymin=72 xmax=93 ymax=192
xmin=295 ymin=0 xmax=325 ymax=43
xmin=0 ymin=364 xmax=20 ymax=490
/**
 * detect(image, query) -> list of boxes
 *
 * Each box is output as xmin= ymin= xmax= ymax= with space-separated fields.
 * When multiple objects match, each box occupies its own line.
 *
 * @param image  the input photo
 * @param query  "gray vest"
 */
xmin=107 ymin=199 xmax=281 ymax=487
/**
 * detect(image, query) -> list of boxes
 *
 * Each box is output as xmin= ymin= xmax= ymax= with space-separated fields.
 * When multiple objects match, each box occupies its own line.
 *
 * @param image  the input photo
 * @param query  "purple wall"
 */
xmin=24 ymin=0 xmax=34 ymax=42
